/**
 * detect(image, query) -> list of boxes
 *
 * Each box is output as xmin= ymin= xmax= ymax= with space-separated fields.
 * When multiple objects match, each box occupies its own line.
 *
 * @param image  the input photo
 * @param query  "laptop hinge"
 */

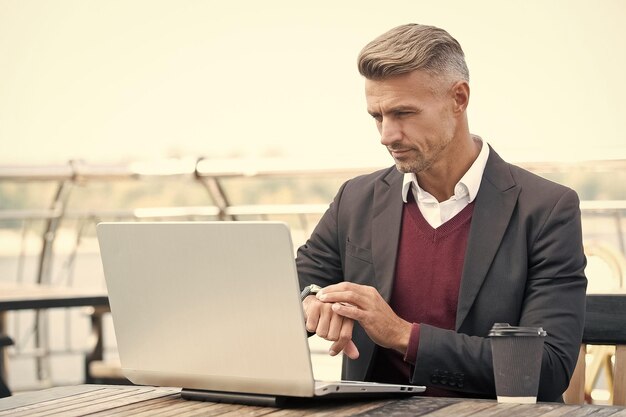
xmin=180 ymin=388 xmax=292 ymax=407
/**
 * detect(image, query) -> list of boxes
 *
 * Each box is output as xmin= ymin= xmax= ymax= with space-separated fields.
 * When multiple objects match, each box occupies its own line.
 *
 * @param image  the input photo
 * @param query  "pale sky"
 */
xmin=1 ymin=0 xmax=625 ymax=166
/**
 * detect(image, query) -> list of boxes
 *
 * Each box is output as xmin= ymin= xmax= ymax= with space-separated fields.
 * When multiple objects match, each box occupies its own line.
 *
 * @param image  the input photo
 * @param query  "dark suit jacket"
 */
xmin=296 ymin=147 xmax=587 ymax=401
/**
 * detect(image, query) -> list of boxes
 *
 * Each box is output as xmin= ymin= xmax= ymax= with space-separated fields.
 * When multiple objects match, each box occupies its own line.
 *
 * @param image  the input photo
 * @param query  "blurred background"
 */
xmin=1 ymin=0 xmax=625 ymax=405
xmin=2 ymin=0 xmax=626 ymax=164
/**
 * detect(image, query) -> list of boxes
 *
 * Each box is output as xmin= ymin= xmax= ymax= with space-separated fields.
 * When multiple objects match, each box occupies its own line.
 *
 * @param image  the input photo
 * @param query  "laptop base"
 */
xmin=181 ymin=386 xmax=424 ymax=407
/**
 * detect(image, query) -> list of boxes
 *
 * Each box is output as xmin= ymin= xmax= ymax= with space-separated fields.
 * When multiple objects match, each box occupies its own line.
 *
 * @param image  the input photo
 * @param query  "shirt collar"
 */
xmin=401 ymin=137 xmax=490 ymax=203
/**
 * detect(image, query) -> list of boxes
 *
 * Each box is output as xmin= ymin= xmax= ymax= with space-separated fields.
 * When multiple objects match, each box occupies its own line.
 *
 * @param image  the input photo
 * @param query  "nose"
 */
xmin=379 ymin=119 xmax=402 ymax=147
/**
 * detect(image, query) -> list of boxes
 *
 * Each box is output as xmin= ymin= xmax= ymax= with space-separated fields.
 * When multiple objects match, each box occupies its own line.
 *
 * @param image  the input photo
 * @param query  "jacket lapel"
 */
xmin=456 ymin=148 xmax=520 ymax=329
xmin=371 ymin=168 xmax=404 ymax=302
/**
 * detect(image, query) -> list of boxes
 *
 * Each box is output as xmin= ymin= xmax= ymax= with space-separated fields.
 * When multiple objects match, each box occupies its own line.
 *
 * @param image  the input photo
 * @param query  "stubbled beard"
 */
xmin=390 ymin=131 xmax=454 ymax=174
xmin=388 ymin=147 xmax=437 ymax=174
xmin=393 ymin=157 xmax=432 ymax=174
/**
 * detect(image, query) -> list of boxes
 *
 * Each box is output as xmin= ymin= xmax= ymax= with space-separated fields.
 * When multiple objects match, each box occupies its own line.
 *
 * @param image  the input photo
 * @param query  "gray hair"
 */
xmin=358 ymin=24 xmax=469 ymax=82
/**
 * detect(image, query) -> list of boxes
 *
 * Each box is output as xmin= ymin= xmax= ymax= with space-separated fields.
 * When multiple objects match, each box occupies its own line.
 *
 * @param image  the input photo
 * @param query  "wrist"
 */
xmin=392 ymin=320 xmax=412 ymax=355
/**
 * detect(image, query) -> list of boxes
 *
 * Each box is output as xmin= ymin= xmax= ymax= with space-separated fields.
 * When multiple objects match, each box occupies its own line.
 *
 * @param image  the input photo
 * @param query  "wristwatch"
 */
xmin=300 ymin=284 xmax=322 ymax=301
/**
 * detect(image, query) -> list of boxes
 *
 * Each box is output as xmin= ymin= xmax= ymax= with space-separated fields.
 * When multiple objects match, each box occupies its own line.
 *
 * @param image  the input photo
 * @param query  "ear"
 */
xmin=451 ymin=81 xmax=470 ymax=114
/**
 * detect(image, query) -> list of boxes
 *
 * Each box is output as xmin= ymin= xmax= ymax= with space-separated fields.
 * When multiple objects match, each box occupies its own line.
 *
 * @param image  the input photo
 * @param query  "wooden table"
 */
xmin=1 ymin=385 xmax=625 ymax=416
xmin=0 ymin=284 xmax=110 ymax=384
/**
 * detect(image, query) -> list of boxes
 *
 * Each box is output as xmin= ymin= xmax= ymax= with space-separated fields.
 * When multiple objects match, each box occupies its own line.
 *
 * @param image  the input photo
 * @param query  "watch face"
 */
xmin=310 ymin=284 xmax=322 ymax=294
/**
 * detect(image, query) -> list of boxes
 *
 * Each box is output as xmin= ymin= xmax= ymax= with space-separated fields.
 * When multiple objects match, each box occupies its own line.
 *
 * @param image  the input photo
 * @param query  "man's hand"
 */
xmin=316 ymin=282 xmax=411 ymax=355
xmin=302 ymin=295 xmax=360 ymax=359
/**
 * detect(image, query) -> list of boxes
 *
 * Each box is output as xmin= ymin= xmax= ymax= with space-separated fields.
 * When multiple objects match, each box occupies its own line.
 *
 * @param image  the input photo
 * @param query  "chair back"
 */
xmin=563 ymin=294 xmax=626 ymax=405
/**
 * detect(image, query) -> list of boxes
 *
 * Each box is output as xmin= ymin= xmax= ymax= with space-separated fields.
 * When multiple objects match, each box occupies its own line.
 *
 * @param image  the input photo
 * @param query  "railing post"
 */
xmin=195 ymin=159 xmax=235 ymax=221
xmin=33 ymin=166 xmax=75 ymax=386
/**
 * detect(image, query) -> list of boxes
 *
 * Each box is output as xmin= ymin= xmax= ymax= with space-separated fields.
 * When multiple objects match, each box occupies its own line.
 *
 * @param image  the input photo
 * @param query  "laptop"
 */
xmin=96 ymin=221 xmax=424 ymax=406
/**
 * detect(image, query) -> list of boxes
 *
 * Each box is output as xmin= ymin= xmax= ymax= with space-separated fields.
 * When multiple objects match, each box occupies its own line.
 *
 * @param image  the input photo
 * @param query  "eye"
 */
xmin=370 ymin=114 xmax=382 ymax=123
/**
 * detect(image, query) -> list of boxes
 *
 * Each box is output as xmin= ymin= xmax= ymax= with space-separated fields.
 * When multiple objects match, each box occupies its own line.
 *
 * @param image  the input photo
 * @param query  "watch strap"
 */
xmin=300 ymin=284 xmax=322 ymax=301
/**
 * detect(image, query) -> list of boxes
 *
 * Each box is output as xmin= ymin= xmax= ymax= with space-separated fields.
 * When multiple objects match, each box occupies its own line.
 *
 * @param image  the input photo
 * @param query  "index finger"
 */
xmin=318 ymin=282 xmax=359 ymax=294
xmin=317 ymin=284 xmax=368 ymax=307
xmin=329 ymin=317 xmax=359 ymax=359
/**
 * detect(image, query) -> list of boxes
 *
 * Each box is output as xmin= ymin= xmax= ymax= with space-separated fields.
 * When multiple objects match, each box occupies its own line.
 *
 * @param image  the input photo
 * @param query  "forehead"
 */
xmin=365 ymin=70 xmax=442 ymax=110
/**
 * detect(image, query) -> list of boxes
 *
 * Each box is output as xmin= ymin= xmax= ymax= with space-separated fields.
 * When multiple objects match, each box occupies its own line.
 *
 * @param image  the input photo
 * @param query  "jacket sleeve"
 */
xmin=295 ymin=181 xmax=348 ymax=291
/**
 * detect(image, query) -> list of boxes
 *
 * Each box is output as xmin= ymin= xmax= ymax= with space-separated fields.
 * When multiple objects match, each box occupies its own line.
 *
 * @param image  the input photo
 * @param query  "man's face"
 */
xmin=365 ymin=70 xmax=458 ymax=174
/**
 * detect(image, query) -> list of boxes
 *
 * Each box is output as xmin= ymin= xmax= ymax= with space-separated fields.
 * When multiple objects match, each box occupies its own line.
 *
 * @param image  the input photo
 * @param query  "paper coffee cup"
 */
xmin=488 ymin=323 xmax=547 ymax=404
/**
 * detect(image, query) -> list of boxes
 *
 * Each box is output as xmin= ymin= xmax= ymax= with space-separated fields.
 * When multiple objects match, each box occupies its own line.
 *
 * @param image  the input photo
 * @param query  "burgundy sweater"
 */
xmin=370 ymin=192 xmax=474 ymax=396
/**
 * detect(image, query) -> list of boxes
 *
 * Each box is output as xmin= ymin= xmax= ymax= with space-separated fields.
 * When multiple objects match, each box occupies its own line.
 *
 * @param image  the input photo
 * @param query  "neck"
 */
xmin=416 ymin=134 xmax=482 ymax=202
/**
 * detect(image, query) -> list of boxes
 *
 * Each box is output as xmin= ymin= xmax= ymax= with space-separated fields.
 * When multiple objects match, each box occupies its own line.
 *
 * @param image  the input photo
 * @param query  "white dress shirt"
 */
xmin=401 ymin=138 xmax=490 ymax=228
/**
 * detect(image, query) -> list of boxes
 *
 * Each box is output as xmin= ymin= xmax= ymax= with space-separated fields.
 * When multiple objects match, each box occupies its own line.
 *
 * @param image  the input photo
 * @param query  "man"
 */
xmin=296 ymin=23 xmax=587 ymax=401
